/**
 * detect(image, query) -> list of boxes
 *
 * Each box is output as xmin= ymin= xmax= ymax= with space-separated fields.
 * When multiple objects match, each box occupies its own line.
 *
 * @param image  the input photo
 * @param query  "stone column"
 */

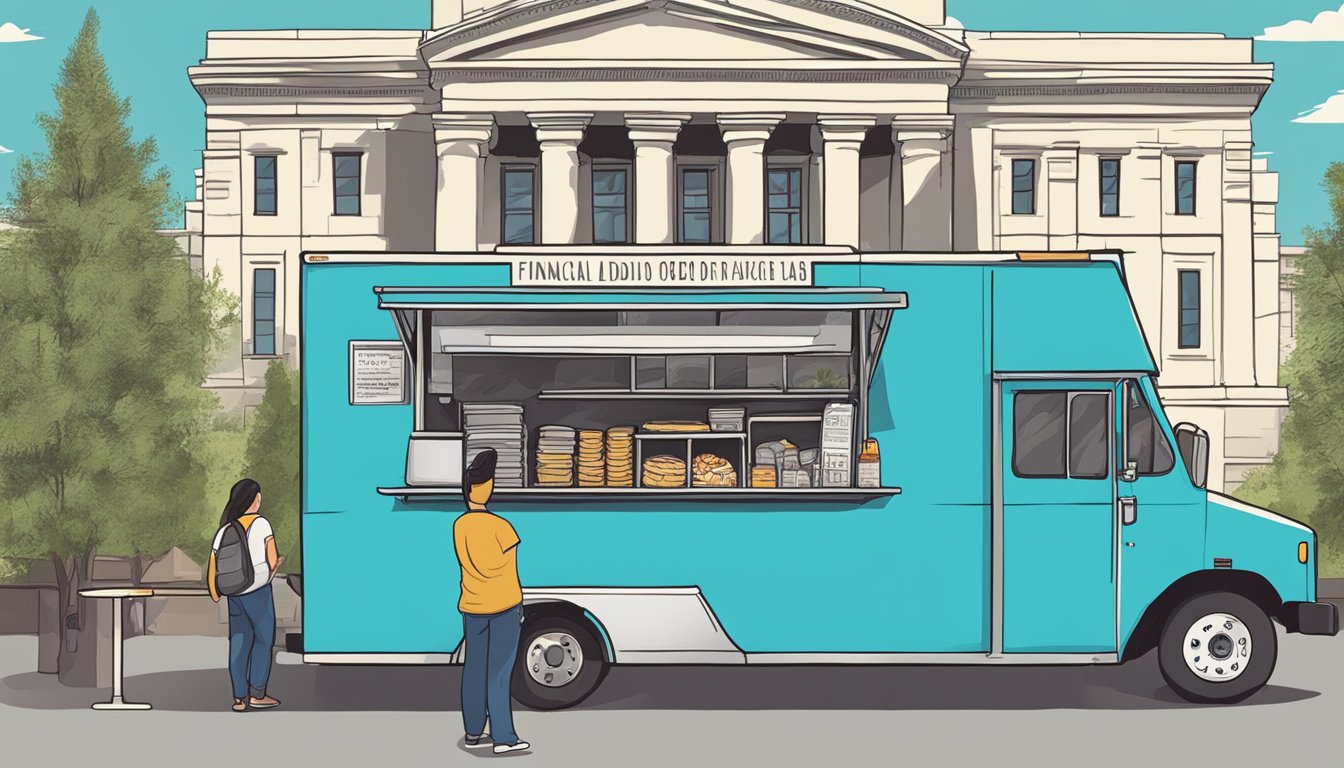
xmin=1222 ymin=140 xmax=1256 ymax=385
xmin=433 ymin=114 xmax=494 ymax=252
xmin=625 ymin=113 xmax=690 ymax=244
xmin=717 ymin=113 xmax=784 ymax=244
xmin=529 ymin=112 xmax=592 ymax=245
xmin=893 ymin=115 xmax=954 ymax=251
xmin=818 ymin=116 xmax=875 ymax=248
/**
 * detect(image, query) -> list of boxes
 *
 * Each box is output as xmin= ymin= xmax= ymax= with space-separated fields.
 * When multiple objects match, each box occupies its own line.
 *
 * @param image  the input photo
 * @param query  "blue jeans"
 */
xmin=227 ymin=584 xmax=275 ymax=700
xmin=461 ymin=604 xmax=523 ymax=745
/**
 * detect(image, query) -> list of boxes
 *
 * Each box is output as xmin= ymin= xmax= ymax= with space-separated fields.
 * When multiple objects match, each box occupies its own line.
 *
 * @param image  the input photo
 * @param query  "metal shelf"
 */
xmin=377 ymin=486 xmax=901 ymax=502
xmin=538 ymin=389 xmax=850 ymax=400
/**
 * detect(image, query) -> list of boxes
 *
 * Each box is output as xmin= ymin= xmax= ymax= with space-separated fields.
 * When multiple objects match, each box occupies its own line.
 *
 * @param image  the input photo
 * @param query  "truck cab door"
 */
xmin=1115 ymin=377 xmax=1207 ymax=655
xmin=1000 ymin=380 xmax=1119 ymax=654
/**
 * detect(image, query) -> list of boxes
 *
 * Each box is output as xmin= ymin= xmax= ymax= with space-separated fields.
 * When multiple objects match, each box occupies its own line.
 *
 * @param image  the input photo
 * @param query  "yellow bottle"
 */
xmin=857 ymin=439 xmax=881 ymax=488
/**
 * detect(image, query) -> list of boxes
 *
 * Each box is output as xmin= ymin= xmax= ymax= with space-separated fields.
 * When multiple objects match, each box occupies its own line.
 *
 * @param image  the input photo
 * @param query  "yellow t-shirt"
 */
xmin=453 ymin=510 xmax=523 ymax=615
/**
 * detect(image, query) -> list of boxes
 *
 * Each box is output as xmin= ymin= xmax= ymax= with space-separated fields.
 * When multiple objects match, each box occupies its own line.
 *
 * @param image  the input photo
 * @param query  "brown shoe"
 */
xmin=248 ymin=695 xmax=280 ymax=709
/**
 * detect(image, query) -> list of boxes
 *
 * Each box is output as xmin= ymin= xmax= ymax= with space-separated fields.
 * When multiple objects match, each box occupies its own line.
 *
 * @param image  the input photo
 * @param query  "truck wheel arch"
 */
xmin=1121 ymin=570 xmax=1282 ymax=662
xmin=521 ymin=599 xmax=615 ymax=663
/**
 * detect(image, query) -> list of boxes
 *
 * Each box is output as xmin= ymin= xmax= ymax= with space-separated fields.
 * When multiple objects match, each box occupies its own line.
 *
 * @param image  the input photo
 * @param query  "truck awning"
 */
xmin=374 ymin=287 xmax=908 ymax=311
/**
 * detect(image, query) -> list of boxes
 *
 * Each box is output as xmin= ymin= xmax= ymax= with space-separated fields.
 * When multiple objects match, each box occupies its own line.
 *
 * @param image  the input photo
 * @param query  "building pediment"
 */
xmin=421 ymin=0 xmax=968 ymax=67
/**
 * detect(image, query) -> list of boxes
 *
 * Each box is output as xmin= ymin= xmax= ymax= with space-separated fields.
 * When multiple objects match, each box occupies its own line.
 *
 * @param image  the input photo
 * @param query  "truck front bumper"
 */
xmin=1279 ymin=601 xmax=1340 ymax=635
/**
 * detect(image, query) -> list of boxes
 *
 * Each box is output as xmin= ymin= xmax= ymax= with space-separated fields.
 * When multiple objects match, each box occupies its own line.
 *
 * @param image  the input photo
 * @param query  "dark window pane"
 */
xmin=683 ymin=170 xmax=709 ymax=195
xmin=255 ymin=268 xmax=275 ymax=294
xmin=1179 ymin=270 xmax=1200 ymax=348
xmin=593 ymin=169 xmax=626 ymax=194
xmin=1126 ymin=383 xmax=1175 ymax=475
xmin=255 ymin=156 xmax=277 ymax=216
xmin=503 ymin=212 xmax=533 ymax=244
xmin=253 ymin=296 xmax=275 ymax=320
xmin=334 ymin=155 xmax=360 ymax=178
xmin=1176 ymin=161 xmax=1197 ymax=215
xmin=1012 ymin=160 xmax=1035 ymax=214
xmin=1069 ymin=393 xmax=1110 ymax=479
xmin=683 ymin=212 xmax=710 ymax=243
xmin=1013 ymin=391 xmax=1066 ymax=478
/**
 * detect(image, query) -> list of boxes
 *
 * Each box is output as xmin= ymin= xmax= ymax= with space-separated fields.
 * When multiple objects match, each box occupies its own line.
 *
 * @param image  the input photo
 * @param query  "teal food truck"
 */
xmin=299 ymin=247 xmax=1337 ymax=709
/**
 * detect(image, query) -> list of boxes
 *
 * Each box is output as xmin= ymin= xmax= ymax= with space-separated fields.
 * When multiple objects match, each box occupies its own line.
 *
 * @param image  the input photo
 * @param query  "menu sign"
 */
xmin=349 ymin=341 xmax=407 ymax=405
xmin=512 ymin=255 xmax=813 ymax=287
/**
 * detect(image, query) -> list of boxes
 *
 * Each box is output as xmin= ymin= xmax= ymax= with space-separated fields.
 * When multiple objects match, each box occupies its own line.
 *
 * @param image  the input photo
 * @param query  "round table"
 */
xmin=78 ymin=587 xmax=212 ymax=711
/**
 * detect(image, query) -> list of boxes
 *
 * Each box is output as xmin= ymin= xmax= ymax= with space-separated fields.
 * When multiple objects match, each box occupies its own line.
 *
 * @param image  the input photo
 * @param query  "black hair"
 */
xmin=220 ymin=478 xmax=262 ymax=528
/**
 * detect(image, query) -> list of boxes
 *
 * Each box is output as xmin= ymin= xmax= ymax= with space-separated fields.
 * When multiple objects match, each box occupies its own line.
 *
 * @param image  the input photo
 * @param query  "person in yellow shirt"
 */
xmin=454 ymin=448 xmax=530 ymax=755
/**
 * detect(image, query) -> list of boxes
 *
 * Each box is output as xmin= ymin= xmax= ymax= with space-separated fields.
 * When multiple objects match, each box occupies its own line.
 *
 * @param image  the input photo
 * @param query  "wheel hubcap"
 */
xmin=527 ymin=631 xmax=584 ymax=688
xmin=1183 ymin=612 xmax=1252 ymax=682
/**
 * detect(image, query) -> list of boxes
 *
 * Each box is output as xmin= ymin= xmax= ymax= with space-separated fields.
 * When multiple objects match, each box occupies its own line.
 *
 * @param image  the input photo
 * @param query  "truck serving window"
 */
xmin=1125 ymin=382 xmax=1175 ymax=475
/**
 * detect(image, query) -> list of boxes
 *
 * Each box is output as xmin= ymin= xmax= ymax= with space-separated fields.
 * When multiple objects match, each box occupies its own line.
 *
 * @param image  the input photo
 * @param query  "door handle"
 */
xmin=1120 ymin=496 xmax=1138 ymax=526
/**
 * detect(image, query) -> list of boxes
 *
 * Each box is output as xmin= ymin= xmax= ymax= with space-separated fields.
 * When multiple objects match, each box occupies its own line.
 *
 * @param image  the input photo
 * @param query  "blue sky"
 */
xmin=1 ymin=1 xmax=1342 ymax=241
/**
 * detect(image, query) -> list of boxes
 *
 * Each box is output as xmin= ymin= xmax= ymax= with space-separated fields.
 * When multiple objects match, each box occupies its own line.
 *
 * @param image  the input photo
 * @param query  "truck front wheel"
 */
xmin=1157 ymin=591 xmax=1277 ymax=704
xmin=512 ymin=614 xmax=609 ymax=710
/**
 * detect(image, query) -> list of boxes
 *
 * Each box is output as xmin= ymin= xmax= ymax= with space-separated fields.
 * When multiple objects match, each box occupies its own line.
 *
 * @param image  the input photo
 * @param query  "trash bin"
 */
xmin=37 ymin=587 xmax=60 ymax=674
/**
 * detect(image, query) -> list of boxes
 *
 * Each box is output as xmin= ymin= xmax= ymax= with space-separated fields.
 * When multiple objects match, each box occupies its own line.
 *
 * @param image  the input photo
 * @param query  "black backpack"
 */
xmin=215 ymin=519 xmax=255 ymax=597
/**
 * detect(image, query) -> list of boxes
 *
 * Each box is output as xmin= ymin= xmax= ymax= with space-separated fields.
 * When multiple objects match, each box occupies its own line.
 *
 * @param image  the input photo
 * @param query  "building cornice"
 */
xmin=430 ymin=66 xmax=961 ymax=85
xmin=951 ymin=83 xmax=1269 ymax=99
xmin=195 ymin=84 xmax=433 ymax=100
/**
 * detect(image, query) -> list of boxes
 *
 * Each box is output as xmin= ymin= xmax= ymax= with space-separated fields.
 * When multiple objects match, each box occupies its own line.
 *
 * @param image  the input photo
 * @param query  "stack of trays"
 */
xmin=577 ymin=430 xmax=606 ymax=487
xmin=643 ymin=454 xmax=687 ymax=488
xmin=708 ymin=407 xmax=745 ymax=433
xmin=463 ymin=403 xmax=526 ymax=487
xmin=605 ymin=427 xmax=634 ymax=487
xmin=536 ymin=425 xmax=577 ymax=487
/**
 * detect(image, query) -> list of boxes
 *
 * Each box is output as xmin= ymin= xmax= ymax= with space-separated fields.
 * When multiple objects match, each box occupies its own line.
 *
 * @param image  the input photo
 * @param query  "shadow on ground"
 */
xmin=0 ymin=649 xmax=1318 ymax=713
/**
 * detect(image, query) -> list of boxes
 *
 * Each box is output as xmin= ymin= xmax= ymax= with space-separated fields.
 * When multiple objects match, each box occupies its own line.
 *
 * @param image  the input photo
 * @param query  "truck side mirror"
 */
xmin=1173 ymin=423 xmax=1209 ymax=489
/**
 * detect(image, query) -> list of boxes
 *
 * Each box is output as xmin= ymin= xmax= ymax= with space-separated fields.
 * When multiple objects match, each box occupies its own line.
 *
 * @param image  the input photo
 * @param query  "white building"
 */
xmin=184 ymin=0 xmax=1287 ymax=491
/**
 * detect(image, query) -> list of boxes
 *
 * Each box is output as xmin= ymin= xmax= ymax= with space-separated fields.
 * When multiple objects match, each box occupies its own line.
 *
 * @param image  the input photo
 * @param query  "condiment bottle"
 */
xmin=857 ymin=438 xmax=881 ymax=488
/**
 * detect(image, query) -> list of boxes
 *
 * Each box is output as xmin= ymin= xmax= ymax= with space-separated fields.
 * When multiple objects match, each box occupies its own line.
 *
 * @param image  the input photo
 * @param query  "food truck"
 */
xmin=298 ymin=247 xmax=1338 ymax=709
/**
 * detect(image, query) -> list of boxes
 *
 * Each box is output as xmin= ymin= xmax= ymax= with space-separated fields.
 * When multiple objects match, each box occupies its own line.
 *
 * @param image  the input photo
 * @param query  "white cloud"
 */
xmin=1294 ymin=90 xmax=1344 ymax=122
xmin=1259 ymin=4 xmax=1344 ymax=40
xmin=0 ymin=145 xmax=12 ymax=154
xmin=0 ymin=21 xmax=42 ymax=43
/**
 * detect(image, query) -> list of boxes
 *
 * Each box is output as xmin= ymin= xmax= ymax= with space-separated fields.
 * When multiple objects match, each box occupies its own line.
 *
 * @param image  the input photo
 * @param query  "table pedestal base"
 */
xmin=92 ymin=697 xmax=152 ymax=711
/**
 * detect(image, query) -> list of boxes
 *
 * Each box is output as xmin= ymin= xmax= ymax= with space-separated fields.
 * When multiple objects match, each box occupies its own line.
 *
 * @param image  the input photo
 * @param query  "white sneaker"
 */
xmin=463 ymin=734 xmax=492 ymax=749
xmin=493 ymin=741 xmax=531 ymax=755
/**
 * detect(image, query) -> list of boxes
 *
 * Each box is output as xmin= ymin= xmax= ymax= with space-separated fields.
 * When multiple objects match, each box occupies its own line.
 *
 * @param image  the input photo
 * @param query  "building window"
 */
xmin=679 ymin=167 xmax=714 ymax=244
xmin=333 ymin=152 xmax=362 ymax=216
xmin=254 ymin=156 xmax=277 ymax=216
xmin=1099 ymin=158 xmax=1120 ymax=217
xmin=1175 ymin=160 xmax=1197 ymax=216
xmin=502 ymin=165 xmax=536 ymax=245
xmin=767 ymin=167 xmax=803 ymax=244
xmin=592 ymin=166 xmax=628 ymax=244
xmin=1011 ymin=159 xmax=1035 ymax=215
xmin=1178 ymin=269 xmax=1201 ymax=349
xmin=253 ymin=268 xmax=276 ymax=356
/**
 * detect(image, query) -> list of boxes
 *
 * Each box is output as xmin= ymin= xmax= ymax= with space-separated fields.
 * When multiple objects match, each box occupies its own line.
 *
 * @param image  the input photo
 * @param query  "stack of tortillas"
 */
xmin=642 ymin=454 xmax=687 ymax=488
xmin=641 ymin=420 xmax=710 ymax=433
xmin=605 ymin=427 xmax=634 ymax=487
xmin=577 ymin=430 xmax=605 ymax=487
xmin=535 ymin=425 xmax=576 ymax=486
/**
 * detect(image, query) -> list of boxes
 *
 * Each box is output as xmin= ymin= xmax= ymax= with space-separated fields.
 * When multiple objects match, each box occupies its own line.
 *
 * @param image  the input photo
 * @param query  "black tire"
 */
xmin=511 ymin=614 xmax=609 ymax=711
xmin=1157 ymin=591 xmax=1277 ymax=704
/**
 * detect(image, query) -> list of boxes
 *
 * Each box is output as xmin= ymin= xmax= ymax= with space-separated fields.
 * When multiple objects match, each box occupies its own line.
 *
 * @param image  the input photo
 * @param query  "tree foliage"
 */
xmin=1238 ymin=162 xmax=1344 ymax=577
xmin=0 ymin=11 xmax=230 ymax=664
xmin=243 ymin=362 xmax=301 ymax=572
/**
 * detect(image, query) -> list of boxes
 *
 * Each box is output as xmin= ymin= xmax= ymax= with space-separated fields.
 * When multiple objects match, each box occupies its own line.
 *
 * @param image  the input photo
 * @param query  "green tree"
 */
xmin=0 ymin=10 xmax=230 ymax=675
xmin=1237 ymin=163 xmax=1344 ymax=577
xmin=243 ymin=362 xmax=301 ymax=572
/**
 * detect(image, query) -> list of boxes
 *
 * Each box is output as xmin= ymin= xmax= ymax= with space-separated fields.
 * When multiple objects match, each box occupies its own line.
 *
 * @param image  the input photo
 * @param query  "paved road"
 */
xmin=1 ymin=630 xmax=1340 ymax=767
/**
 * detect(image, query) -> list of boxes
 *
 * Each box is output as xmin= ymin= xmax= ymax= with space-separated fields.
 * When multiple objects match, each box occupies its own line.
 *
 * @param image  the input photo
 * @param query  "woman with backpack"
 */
xmin=208 ymin=478 xmax=284 ymax=712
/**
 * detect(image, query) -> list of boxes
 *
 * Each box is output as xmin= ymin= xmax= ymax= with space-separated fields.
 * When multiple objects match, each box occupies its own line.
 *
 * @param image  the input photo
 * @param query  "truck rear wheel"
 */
xmin=1157 ymin=591 xmax=1276 ymax=704
xmin=512 ymin=614 xmax=608 ymax=710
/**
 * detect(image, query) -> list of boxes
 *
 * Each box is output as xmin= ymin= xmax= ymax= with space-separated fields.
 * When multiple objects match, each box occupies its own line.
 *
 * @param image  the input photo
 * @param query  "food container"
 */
xmin=708 ymin=407 xmax=745 ymax=433
xmin=857 ymin=438 xmax=881 ymax=488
